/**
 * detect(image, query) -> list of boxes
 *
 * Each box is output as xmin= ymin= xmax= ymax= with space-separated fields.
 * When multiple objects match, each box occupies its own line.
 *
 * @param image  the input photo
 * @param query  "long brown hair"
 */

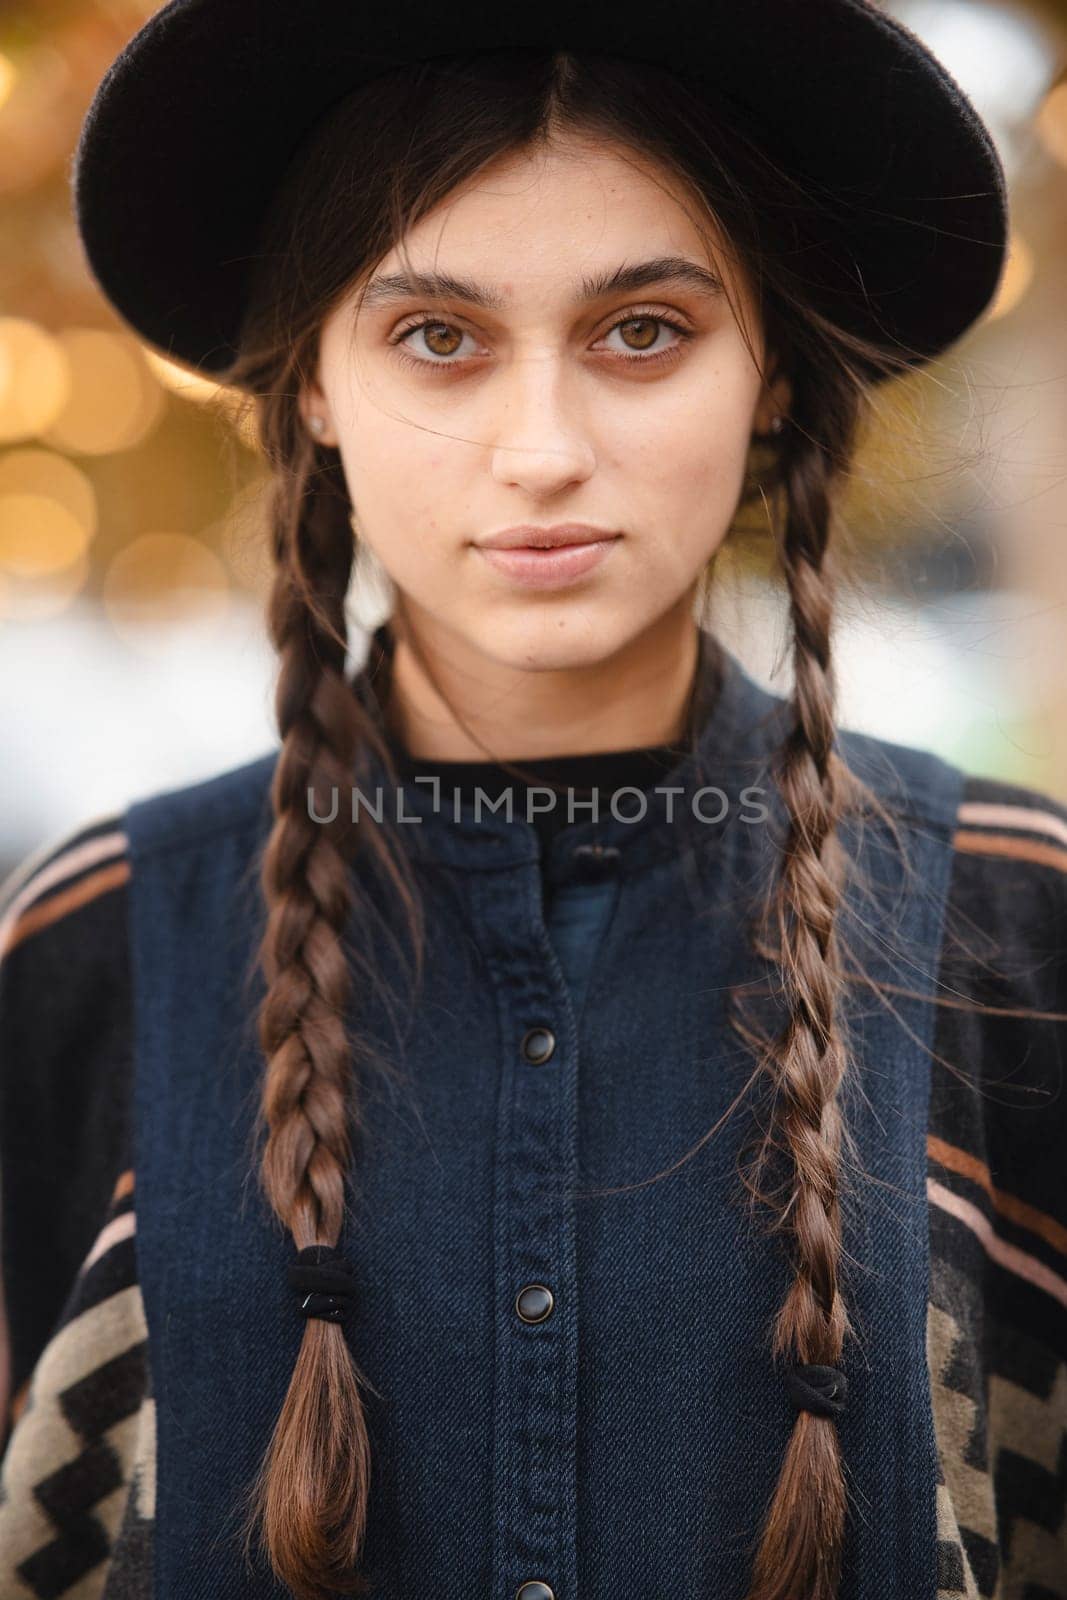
xmin=213 ymin=47 xmax=1036 ymax=1600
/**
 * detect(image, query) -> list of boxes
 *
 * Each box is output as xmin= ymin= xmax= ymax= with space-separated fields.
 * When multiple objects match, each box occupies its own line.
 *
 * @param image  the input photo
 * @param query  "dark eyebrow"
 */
xmin=360 ymin=256 xmax=726 ymax=311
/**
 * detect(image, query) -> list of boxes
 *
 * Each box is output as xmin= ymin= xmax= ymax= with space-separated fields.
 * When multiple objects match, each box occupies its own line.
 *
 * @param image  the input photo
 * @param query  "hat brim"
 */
xmin=71 ymin=0 xmax=1009 ymax=384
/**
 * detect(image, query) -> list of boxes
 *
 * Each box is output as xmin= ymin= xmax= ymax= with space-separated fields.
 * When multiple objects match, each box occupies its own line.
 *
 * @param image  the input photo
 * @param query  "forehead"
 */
xmin=362 ymin=136 xmax=744 ymax=310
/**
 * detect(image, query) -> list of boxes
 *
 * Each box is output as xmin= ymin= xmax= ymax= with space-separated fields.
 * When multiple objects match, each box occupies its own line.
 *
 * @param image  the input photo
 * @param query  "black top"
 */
xmin=391 ymin=739 xmax=688 ymax=857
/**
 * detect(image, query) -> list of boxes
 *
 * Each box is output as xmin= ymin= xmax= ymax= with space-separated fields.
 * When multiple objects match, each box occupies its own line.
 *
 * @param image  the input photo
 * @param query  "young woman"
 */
xmin=2 ymin=4 xmax=1065 ymax=1599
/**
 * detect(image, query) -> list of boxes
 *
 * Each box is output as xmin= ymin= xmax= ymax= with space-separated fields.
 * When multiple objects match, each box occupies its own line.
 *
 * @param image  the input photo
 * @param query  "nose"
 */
xmin=488 ymin=355 xmax=596 ymax=497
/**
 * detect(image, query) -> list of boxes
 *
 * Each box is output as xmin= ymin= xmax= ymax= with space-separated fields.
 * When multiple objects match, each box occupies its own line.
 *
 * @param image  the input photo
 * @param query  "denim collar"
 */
xmin=350 ymin=626 xmax=793 ymax=878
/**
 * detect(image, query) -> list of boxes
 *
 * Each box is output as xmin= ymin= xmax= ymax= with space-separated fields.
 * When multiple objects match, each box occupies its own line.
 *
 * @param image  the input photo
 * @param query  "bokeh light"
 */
xmin=1036 ymin=79 xmax=1067 ymax=167
xmin=0 ymin=447 xmax=96 ymax=550
xmin=0 ymin=53 xmax=17 ymax=114
xmin=0 ymin=319 xmax=71 ymax=443
xmin=0 ymin=548 xmax=89 ymax=622
xmin=142 ymin=347 xmax=261 ymax=452
xmin=102 ymin=531 xmax=231 ymax=650
xmin=0 ymin=41 xmax=72 ymax=196
xmin=986 ymin=231 xmax=1036 ymax=321
xmin=40 ymin=328 xmax=165 ymax=454
xmin=142 ymin=350 xmax=223 ymax=405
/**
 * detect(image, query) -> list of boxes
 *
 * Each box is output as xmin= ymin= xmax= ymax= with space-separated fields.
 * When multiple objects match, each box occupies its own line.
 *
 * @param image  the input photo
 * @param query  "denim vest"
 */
xmin=124 ymin=640 xmax=964 ymax=1599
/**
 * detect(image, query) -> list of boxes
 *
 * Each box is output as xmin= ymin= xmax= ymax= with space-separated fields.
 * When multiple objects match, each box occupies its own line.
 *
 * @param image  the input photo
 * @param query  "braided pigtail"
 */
xmin=232 ymin=432 xmax=421 ymax=1599
xmin=732 ymin=395 xmax=867 ymax=1600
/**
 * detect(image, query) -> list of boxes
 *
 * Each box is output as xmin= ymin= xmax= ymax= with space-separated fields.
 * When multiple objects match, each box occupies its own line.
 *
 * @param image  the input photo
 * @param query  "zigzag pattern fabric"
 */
xmin=0 ymin=1173 xmax=153 ymax=1596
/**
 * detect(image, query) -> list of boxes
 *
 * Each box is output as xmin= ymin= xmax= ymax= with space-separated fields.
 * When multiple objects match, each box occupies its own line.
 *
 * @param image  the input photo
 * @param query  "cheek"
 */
xmin=337 ymin=433 xmax=464 ymax=577
xmin=619 ymin=389 xmax=756 ymax=511
xmin=613 ymin=340 xmax=759 ymax=467
xmin=604 ymin=367 xmax=759 ymax=572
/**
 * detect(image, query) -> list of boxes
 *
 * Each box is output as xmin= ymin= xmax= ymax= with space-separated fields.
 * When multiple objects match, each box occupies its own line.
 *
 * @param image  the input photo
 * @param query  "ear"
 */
xmin=296 ymin=377 xmax=339 ymax=448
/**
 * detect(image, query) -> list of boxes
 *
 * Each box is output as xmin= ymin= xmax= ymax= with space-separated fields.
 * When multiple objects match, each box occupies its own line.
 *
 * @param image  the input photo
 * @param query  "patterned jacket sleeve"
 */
xmin=927 ymin=773 xmax=1067 ymax=1599
xmin=0 ymin=818 xmax=154 ymax=1599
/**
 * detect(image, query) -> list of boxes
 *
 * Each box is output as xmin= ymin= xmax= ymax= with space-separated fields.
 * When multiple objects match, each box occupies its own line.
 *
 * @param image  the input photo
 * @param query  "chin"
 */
xmin=472 ymin=609 xmax=633 ymax=673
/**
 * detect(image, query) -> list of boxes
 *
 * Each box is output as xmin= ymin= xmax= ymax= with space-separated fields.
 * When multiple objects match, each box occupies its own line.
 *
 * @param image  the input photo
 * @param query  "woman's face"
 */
xmin=301 ymin=132 xmax=788 ymax=674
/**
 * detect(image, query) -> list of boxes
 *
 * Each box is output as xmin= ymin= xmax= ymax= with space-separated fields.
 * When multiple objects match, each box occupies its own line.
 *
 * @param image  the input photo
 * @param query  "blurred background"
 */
xmin=0 ymin=0 xmax=1065 ymax=879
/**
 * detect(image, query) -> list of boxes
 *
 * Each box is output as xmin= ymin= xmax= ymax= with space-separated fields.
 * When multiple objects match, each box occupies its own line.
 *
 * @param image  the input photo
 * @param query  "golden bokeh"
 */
xmin=0 ymin=549 xmax=89 ymax=621
xmin=1036 ymin=80 xmax=1067 ymax=167
xmin=103 ymin=531 xmax=231 ymax=638
xmin=142 ymin=350 xmax=222 ymax=405
xmin=142 ymin=347 xmax=262 ymax=453
xmin=0 ymin=494 xmax=88 ymax=577
xmin=0 ymin=319 xmax=71 ymax=443
xmin=0 ymin=446 xmax=96 ymax=531
xmin=40 ymin=329 xmax=166 ymax=455
xmin=986 ymin=232 xmax=1035 ymax=321
xmin=0 ymin=446 xmax=97 ymax=577
xmin=0 ymin=52 xmax=16 ymax=115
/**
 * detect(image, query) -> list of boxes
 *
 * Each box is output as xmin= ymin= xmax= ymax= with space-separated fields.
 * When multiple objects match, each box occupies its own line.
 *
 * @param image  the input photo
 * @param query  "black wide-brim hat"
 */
xmin=71 ymin=0 xmax=1009 ymax=386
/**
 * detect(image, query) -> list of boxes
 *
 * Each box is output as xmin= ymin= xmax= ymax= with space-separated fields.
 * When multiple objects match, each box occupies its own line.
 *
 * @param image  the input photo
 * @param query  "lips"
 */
xmin=478 ymin=523 xmax=621 ymax=551
xmin=474 ymin=535 xmax=621 ymax=590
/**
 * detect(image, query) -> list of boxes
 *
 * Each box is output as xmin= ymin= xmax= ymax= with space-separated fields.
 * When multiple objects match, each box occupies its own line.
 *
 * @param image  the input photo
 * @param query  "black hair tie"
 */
xmin=785 ymin=1363 xmax=847 ymax=1419
xmin=287 ymin=1244 xmax=356 ymax=1323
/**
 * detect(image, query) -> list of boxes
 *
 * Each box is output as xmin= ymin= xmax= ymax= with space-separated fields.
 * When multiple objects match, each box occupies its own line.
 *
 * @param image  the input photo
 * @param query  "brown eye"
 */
xmin=390 ymin=318 xmax=478 ymax=367
xmin=420 ymin=323 xmax=463 ymax=357
xmin=618 ymin=318 xmax=660 ymax=351
xmin=599 ymin=312 xmax=692 ymax=364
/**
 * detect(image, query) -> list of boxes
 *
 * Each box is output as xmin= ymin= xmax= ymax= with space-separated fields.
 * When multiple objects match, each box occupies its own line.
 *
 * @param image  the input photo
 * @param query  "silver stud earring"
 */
xmin=769 ymin=415 xmax=785 ymax=435
xmin=308 ymin=415 xmax=326 ymax=438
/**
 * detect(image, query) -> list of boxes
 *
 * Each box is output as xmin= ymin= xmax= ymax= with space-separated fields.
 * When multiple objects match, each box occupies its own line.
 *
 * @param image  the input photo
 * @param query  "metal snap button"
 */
xmin=570 ymin=841 xmax=621 ymax=879
xmin=515 ymin=1284 xmax=554 ymax=1323
xmin=515 ymin=1583 xmax=555 ymax=1600
xmin=521 ymin=1026 xmax=556 ymax=1064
